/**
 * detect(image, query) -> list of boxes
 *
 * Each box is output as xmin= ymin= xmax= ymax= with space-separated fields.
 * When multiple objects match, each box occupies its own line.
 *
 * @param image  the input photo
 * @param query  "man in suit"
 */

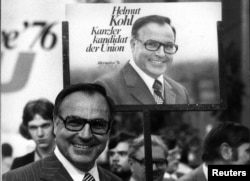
xmin=128 ymin=135 xmax=168 ymax=181
xmin=163 ymin=138 xmax=189 ymax=181
xmin=108 ymin=131 xmax=136 ymax=181
xmin=3 ymin=83 xmax=122 ymax=181
xmin=177 ymin=122 xmax=250 ymax=181
xmin=11 ymin=99 xmax=56 ymax=169
xmin=95 ymin=15 xmax=189 ymax=105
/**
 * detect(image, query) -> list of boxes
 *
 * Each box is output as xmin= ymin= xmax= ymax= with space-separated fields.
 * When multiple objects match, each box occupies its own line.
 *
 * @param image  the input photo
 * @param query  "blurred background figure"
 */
xmin=178 ymin=121 xmax=250 ymax=181
xmin=1 ymin=143 xmax=14 ymax=173
xmin=128 ymin=134 xmax=168 ymax=181
xmin=162 ymin=137 xmax=192 ymax=181
xmin=108 ymin=131 xmax=136 ymax=181
xmin=10 ymin=98 xmax=55 ymax=170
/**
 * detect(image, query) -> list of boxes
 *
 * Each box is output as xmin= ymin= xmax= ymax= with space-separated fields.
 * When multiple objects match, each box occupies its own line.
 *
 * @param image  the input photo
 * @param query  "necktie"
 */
xmin=83 ymin=173 xmax=95 ymax=181
xmin=153 ymin=79 xmax=164 ymax=104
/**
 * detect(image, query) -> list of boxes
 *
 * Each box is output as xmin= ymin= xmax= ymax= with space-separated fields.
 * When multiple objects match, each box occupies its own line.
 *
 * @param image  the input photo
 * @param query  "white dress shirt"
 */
xmin=129 ymin=60 xmax=164 ymax=96
xmin=54 ymin=147 xmax=100 ymax=181
xmin=202 ymin=163 xmax=208 ymax=181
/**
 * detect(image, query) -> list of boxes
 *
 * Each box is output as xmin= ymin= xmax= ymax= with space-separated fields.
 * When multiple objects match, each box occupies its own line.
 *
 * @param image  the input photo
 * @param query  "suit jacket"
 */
xmin=177 ymin=165 xmax=206 ymax=181
xmin=11 ymin=151 xmax=35 ymax=170
xmin=3 ymin=154 xmax=122 ymax=181
xmin=95 ymin=62 xmax=189 ymax=105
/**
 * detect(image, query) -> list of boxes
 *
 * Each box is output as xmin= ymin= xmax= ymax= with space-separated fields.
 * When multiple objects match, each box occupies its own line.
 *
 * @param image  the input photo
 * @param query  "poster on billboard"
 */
xmin=65 ymin=2 xmax=224 ymax=111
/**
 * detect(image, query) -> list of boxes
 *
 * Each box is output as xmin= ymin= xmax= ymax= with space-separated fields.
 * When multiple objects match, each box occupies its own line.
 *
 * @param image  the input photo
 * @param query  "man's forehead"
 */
xmin=152 ymin=146 xmax=166 ymax=158
xmin=138 ymin=22 xmax=172 ymax=33
xmin=137 ymin=22 xmax=174 ymax=42
xmin=112 ymin=142 xmax=130 ymax=151
xmin=238 ymin=143 xmax=250 ymax=149
xmin=59 ymin=91 xmax=109 ymax=115
xmin=61 ymin=91 xmax=107 ymax=106
xmin=28 ymin=114 xmax=52 ymax=125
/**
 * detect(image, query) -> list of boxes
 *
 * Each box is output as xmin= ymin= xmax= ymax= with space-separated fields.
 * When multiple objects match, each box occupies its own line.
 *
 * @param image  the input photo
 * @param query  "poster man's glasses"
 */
xmin=135 ymin=39 xmax=178 ymax=54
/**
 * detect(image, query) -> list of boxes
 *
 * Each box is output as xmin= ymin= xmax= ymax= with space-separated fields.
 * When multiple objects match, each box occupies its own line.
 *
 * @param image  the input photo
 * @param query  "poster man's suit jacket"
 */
xmin=95 ymin=62 xmax=189 ymax=105
xmin=3 ymin=154 xmax=122 ymax=181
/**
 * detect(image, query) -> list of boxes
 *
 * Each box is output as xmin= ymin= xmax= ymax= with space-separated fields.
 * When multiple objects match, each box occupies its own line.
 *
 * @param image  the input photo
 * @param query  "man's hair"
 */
xmin=108 ymin=131 xmax=136 ymax=150
xmin=128 ymin=134 xmax=168 ymax=159
xmin=53 ymin=83 xmax=115 ymax=121
xmin=202 ymin=121 xmax=250 ymax=163
xmin=131 ymin=15 xmax=176 ymax=40
xmin=19 ymin=98 xmax=54 ymax=139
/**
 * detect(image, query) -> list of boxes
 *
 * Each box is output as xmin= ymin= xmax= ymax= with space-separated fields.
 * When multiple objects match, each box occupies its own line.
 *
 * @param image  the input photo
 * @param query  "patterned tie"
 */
xmin=83 ymin=173 xmax=95 ymax=181
xmin=153 ymin=79 xmax=164 ymax=104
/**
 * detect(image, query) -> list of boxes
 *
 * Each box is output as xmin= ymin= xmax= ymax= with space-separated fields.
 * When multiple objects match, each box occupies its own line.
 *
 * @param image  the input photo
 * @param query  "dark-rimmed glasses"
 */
xmin=136 ymin=39 xmax=178 ymax=54
xmin=131 ymin=156 xmax=168 ymax=167
xmin=58 ymin=115 xmax=110 ymax=135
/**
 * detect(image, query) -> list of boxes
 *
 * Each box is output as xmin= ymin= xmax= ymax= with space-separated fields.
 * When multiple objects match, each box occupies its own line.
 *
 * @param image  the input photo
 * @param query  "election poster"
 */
xmin=65 ymin=2 xmax=223 ymax=109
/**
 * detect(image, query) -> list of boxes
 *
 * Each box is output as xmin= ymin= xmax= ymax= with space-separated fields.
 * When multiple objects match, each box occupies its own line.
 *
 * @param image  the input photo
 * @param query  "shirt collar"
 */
xmin=164 ymin=172 xmax=178 ymax=180
xmin=129 ymin=60 xmax=164 ymax=95
xmin=34 ymin=150 xmax=41 ymax=161
xmin=54 ymin=147 xmax=100 ymax=181
xmin=202 ymin=163 xmax=208 ymax=181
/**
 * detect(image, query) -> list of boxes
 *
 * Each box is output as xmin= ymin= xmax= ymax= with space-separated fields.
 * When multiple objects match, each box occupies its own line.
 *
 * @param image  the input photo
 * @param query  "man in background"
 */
xmin=108 ymin=131 xmax=136 ymax=181
xmin=163 ymin=138 xmax=191 ymax=181
xmin=128 ymin=134 xmax=168 ymax=181
xmin=3 ymin=83 xmax=122 ymax=181
xmin=177 ymin=121 xmax=250 ymax=181
xmin=11 ymin=99 xmax=55 ymax=169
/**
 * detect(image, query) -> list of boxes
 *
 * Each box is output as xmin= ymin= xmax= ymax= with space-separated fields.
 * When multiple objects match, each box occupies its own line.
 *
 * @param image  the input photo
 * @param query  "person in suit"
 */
xmin=3 ymin=83 xmax=122 ymax=181
xmin=95 ymin=15 xmax=189 ymax=105
xmin=177 ymin=122 xmax=250 ymax=181
xmin=108 ymin=131 xmax=136 ymax=181
xmin=11 ymin=98 xmax=56 ymax=170
xmin=163 ymin=138 xmax=190 ymax=181
xmin=128 ymin=134 xmax=168 ymax=181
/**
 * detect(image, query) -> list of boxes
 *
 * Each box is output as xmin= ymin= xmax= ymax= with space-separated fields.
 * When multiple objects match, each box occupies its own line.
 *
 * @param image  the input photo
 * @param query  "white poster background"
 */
xmin=67 ymin=2 xmax=221 ymax=70
xmin=66 ymin=2 xmax=222 ymax=105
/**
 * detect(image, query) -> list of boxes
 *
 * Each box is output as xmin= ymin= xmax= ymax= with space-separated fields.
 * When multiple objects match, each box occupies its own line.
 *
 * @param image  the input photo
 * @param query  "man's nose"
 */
xmin=37 ymin=127 xmax=44 ymax=137
xmin=112 ymin=153 xmax=120 ymax=160
xmin=152 ymin=163 xmax=158 ymax=170
xmin=78 ymin=123 xmax=92 ymax=139
xmin=155 ymin=45 xmax=165 ymax=57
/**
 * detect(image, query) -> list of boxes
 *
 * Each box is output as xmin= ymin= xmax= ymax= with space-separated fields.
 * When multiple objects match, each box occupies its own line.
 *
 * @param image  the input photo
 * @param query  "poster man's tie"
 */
xmin=153 ymin=79 xmax=164 ymax=104
xmin=83 ymin=173 xmax=95 ymax=181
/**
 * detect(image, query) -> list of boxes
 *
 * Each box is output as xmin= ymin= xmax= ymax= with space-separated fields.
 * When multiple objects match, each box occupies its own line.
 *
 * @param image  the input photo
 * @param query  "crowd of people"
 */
xmin=2 ymin=83 xmax=250 ymax=181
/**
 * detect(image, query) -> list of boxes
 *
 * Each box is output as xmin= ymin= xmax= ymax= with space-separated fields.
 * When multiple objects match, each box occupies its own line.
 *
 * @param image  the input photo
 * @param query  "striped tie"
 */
xmin=83 ymin=173 xmax=95 ymax=181
xmin=153 ymin=79 xmax=164 ymax=104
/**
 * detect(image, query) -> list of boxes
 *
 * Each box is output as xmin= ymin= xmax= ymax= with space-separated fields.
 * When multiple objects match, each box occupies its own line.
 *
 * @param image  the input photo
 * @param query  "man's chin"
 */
xmin=113 ymin=170 xmax=131 ymax=178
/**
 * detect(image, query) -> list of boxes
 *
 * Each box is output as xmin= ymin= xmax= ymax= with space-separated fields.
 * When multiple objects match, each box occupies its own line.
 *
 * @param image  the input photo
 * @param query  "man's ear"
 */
xmin=220 ymin=143 xmax=233 ymax=161
xmin=128 ymin=158 xmax=134 ymax=172
xmin=53 ymin=117 xmax=59 ymax=136
xmin=130 ymin=38 xmax=136 ymax=50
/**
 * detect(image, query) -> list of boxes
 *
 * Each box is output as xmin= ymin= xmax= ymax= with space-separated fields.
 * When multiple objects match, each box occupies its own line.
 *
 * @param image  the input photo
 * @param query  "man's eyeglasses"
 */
xmin=136 ymin=39 xmax=178 ymax=54
xmin=131 ymin=156 xmax=168 ymax=167
xmin=58 ymin=115 xmax=110 ymax=135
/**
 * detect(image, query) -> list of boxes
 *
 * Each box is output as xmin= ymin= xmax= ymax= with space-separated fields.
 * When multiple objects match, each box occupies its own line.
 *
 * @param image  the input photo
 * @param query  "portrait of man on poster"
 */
xmin=95 ymin=15 xmax=189 ymax=105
